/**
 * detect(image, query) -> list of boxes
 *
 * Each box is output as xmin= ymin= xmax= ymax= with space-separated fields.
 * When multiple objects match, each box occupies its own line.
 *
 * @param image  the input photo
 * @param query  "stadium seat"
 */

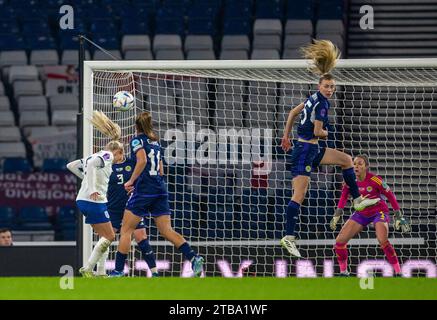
xmin=0 ymin=110 xmax=15 ymax=126
xmin=19 ymin=111 xmax=49 ymax=127
xmin=30 ymin=50 xmax=59 ymax=66
xmin=223 ymin=19 xmax=252 ymax=35
xmin=18 ymin=96 xmax=48 ymax=112
xmin=8 ymin=66 xmax=38 ymax=83
xmin=221 ymin=35 xmax=250 ymax=52
xmin=285 ymin=19 xmax=313 ymax=35
xmin=0 ymin=82 xmax=3 ymax=95
xmin=17 ymin=207 xmax=52 ymax=231
xmin=0 ymin=206 xmax=15 ymax=229
xmin=155 ymin=49 xmax=184 ymax=60
xmin=283 ymin=34 xmax=312 ymax=50
xmin=0 ymin=96 xmax=11 ymax=111
xmin=255 ymin=0 xmax=283 ymax=19
xmin=49 ymin=95 xmax=78 ymax=111
xmin=0 ymin=126 xmax=21 ymax=142
xmin=146 ymin=97 xmax=178 ymax=124
xmin=253 ymin=19 xmax=282 ymax=36
xmin=223 ymin=1 xmax=253 ymax=20
xmin=251 ymin=49 xmax=280 ymax=60
xmin=155 ymin=18 xmax=185 ymax=35
xmin=282 ymin=48 xmax=301 ymax=59
xmin=248 ymin=80 xmax=277 ymax=96
xmin=220 ymin=49 xmax=249 ymax=60
xmin=124 ymin=50 xmax=154 ymax=60
xmin=2 ymin=157 xmax=32 ymax=173
xmin=186 ymin=50 xmax=216 ymax=60
xmin=0 ymin=142 xmax=26 ymax=158
xmin=51 ymin=110 xmax=77 ymax=126
xmin=316 ymin=19 xmax=345 ymax=35
xmin=153 ymin=35 xmax=183 ymax=52
xmin=187 ymin=18 xmax=217 ymax=36
xmin=13 ymin=80 xmax=43 ymax=98
xmin=214 ymin=109 xmax=244 ymax=128
xmin=121 ymin=35 xmax=151 ymax=52
xmin=92 ymin=35 xmax=120 ymax=51
xmin=93 ymin=50 xmax=123 ymax=60
xmin=61 ymin=50 xmax=91 ymax=66
xmin=184 ymin=35 xmax=214 ymax=52
xmin=42 ymin=158 xmax=68 ymax=172
xmin=0 ymin=50 xmax=28 ymax=67
xmin=252 ymin=35 xmax=281 ymax=51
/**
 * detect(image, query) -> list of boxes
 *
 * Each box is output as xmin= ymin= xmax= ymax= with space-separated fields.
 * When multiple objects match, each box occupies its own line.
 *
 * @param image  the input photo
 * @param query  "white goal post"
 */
xmin=81 ymin=59 xmax=437 ymax=277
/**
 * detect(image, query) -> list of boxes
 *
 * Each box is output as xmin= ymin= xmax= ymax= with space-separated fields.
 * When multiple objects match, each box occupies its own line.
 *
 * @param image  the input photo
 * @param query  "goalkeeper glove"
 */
xmin=394 ymin=210 xmax=411 ymax=233
xmin=330 ymin=208 xmax=344 ymax=231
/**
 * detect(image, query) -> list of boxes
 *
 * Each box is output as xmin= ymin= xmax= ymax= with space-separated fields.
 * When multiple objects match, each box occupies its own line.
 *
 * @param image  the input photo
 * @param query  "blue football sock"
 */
xmin=115 ymin=251 xmax=127 ymax=272
xmin=286 ymin=200 xmax=300 ymax=236
xmin=342 ymin=167 xmax=360 ymax=199
xmin=138 ymin=239 xmax=157 ymax=269
xmin=178 ymin=242 xmax=196 ymax=261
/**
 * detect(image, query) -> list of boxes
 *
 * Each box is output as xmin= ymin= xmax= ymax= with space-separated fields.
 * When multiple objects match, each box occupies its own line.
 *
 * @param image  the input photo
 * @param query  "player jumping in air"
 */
xmin=330 ymin=154 xmax=411 ymax=276
xmin=109 ymin=111 xmax=204 ymax=277
xmin=67 ymin=111 xmax=122 ymax=277
xmin=95 ymin=148 xmax=159 ymax=277
xmin=280 ymin=40 xmax=380 ymax=258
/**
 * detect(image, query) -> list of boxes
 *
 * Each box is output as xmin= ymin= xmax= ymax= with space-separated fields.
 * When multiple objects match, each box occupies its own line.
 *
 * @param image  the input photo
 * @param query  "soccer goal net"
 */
xmin=82 ymin=59 xmax=437 ymax=278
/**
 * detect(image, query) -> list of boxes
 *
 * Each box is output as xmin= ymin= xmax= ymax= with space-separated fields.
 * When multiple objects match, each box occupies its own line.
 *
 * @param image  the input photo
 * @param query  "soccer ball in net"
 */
xmin=113 ymin=91 xmax=134 ymax=111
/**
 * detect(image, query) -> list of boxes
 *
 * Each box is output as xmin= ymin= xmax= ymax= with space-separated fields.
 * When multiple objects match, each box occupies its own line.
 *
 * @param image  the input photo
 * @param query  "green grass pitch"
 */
xmin=1 ymin=277 xmax=436 ymax=300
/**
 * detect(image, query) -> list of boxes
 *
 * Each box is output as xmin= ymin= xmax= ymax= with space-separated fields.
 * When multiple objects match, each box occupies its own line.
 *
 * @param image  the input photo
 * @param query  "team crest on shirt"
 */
xmin=367 ymin=186 xmax=373 ymax=192
xmin=125 ymin=166 xmax=132 ymax=172
xmin=104 ymin=211 xmax=109 ymax=219
xmin=305 ymin=165 xmax=312 ymax=172
xmin=320 ymin=108 xmax=326 ymax=117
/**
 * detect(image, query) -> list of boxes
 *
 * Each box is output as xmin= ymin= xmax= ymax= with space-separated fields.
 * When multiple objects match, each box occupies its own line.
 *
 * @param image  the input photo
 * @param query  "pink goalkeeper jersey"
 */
xmin=337 ymin=171 xmax=400 ymax=217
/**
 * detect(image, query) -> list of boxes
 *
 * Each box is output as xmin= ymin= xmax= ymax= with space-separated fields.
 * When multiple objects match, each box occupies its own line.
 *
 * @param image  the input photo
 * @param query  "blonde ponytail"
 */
xmin=301 ymin=39 xmax=341 ymax=78
xmin=90 ymin=110 xmax=121 ymax=141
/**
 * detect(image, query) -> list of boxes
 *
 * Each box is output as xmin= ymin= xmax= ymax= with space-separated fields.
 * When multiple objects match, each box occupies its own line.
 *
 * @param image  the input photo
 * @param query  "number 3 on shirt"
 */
xmin=148 ymin=149 xmax=160 ymax=176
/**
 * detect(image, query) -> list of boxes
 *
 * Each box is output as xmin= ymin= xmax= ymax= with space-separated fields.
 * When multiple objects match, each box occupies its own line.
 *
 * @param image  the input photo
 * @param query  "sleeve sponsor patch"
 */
xmin=131 ymin=138 xmax=143 ymax=152
xmin=102 ymin=152 xmax=111 ymax=160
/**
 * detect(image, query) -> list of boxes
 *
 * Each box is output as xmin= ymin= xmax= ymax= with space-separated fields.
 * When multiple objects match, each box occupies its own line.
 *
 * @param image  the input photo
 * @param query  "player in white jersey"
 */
xmin=67 ymin=111 xmax=123 ymax=277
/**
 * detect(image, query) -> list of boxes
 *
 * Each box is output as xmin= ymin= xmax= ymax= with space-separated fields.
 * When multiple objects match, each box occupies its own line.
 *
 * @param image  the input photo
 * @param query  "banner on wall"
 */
xmin=0 ymin=172 xmax=77 ymax=217
xmin=28 ymin=128 xmax=77 ymax=168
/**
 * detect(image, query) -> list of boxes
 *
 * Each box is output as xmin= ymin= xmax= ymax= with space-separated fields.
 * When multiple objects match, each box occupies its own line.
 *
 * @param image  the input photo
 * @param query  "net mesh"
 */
xmin=89 ymin=63 xmax=437 ymax=277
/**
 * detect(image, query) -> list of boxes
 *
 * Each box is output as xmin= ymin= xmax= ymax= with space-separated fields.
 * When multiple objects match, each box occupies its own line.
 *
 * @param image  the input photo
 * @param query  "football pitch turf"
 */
xmin=1 ymin=277 xmax=436 ymax=300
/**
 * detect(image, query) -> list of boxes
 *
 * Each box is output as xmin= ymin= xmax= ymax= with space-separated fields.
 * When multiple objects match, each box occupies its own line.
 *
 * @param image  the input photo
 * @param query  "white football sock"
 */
xmin=84 ymin=237 xmax=112 ymax=271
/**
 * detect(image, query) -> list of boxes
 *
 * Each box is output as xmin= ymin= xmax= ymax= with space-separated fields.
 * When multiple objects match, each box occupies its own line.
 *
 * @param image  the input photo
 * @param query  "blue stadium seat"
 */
xmin=90 ymin=20 xmax=118 ymax=35
xmin=188 ymin=3 xmax=220 ymax=20
xmin=0 ymin=35 xmax=26 ymax=50
xmin=155 ymin=18 xmax=185 ymax=35
xmin=187 ymin=18 xmax=217 ymax=36
xmin=287 ymin=0 xmax=313 ymax=19
xmin=91 ymin=35 xmax=120 ymax=50
xmin=42 ymin=158 xmax=68 ymax=172
xmin=17 ymin=207 xmax=52 ymax=231
xmin=57 ymin=206 xmax=76 ymax=224
xmin=223 ymin=0 xmax=253 ymax=20
xmin=0 ymin=20 xmax=20 ymax=34
xmin=120 ymin=18 xmax=150 ymax=35
xmin=0 ymin=206 xmax=15 ymax=229
xmin=3 ymin=158 xmax=32 ymax=173
xmin=26 ymin=36 xmax=56 ymax=50
xmin=22 ymin=22 xmax=50 ymax=36
xmin=255 ymin=0 xmax=284 ymax=19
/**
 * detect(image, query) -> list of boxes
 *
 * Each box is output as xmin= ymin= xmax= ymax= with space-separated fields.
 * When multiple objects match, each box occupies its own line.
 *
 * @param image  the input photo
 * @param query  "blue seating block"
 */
xmin=0 ymin=207 xmax=15 ymax=229
xmin=18 ymin=207 xmax=52 ymax=231
xmin=3 ymin=158 xmax=32 ymax=173
xmin=43 ymin=158 xmax=68 ymax=172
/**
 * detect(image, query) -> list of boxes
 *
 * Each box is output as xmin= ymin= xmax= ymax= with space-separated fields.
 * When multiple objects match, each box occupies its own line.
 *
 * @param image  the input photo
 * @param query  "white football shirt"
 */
xmin=76 ymin=150 xmax=114 ymax=203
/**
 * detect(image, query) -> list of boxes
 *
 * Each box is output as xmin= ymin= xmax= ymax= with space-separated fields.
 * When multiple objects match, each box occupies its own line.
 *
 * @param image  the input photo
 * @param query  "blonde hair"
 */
xmin=90 ymin=110 xmax=121 ymax=141
xmin=136 ymin=111 xmax=159 ymax=141
xmin=105 ymin=140 xmax=123 ymax=152
xmin=301 ymin=39 xmax=341 ymax=82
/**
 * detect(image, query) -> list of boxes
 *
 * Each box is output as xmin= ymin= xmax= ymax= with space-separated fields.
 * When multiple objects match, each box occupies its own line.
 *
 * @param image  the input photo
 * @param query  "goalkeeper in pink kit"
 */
xmin=330 ymin=154 xmax=411 ymax=276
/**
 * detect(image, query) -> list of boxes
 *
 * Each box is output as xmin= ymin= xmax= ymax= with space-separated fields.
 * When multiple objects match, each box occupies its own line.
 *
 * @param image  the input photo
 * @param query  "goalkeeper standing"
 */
xmin=330 ymin=154 xmax=411 ymax=276
xmin=281 ymin=40 xmax=380 ymax=258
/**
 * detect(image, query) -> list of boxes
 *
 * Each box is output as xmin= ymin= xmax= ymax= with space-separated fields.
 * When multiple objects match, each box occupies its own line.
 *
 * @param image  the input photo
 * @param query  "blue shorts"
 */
xmin=76 ymin=200 xmax=110 ymax=225
xmin=109 ymin=209 xmax=146 ymax=231
xmin=126 ymin=193 xmax=171 ymax=218
xmin=290 ymin=141 xmax=326 ymax=178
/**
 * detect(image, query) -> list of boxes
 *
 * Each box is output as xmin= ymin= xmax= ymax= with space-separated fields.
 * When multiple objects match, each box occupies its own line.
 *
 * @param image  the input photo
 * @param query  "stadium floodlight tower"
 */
xmin=80 ymin=58 xmax=437 ymax=277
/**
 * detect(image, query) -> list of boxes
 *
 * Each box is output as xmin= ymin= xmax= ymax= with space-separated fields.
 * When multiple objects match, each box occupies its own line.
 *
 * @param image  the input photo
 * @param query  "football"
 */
xmin=113 ymin=91 xmax=134 ymax=111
